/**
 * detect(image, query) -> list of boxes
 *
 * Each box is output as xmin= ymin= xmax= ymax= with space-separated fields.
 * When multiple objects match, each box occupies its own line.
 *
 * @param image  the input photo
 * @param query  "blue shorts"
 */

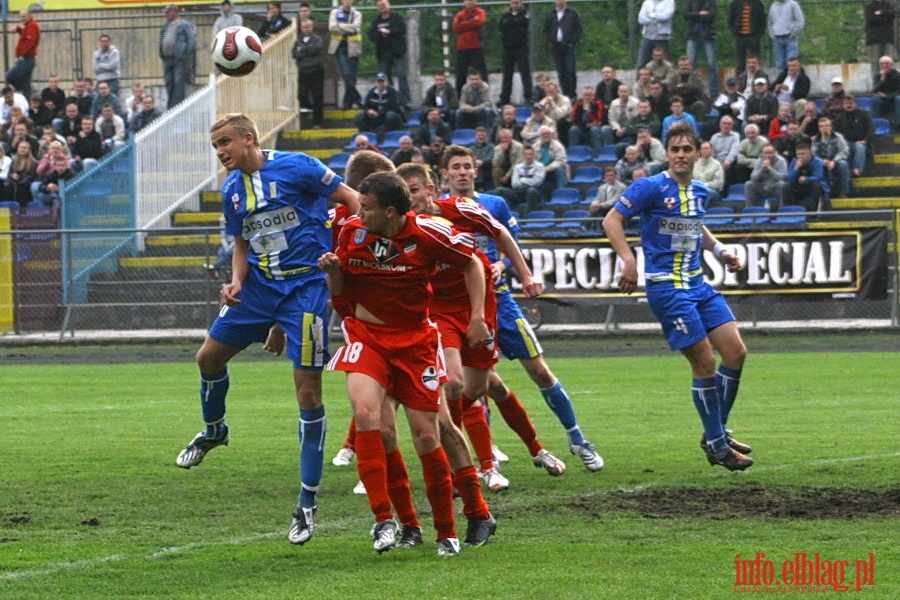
xmin=208 ymin=268 xmax=330 ymax=369
xmin=495 ymin=285 xmax=543 ymax=360
xmin=646 ymin=280 xmax=735 ymax=351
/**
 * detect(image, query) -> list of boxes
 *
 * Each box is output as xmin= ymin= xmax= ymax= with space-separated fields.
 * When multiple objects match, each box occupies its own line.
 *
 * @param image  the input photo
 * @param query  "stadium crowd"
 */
xmin=1 ymin=0 xmax=897 ymax=217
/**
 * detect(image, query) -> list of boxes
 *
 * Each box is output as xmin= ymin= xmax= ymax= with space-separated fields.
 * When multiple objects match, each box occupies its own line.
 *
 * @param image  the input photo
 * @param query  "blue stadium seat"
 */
xmin=403 ymin=110 xmax=423 ymax=128
xmin=594 ymin=145 xmax=618 ymax=163
xmin=344 ymin=131 xmax=377 ymax=151
xmin=583 ymin=187 xmax=600 ymax=205
xmin=567 ymin=145 xmax=594 ymax=165
xmin=734 ymin=205 xmax=768 ymax=226
xmin=873 ymin=118 xmax=890 ymax=136
xmin=722 ymin=183 xmax=746 ymax=204
xmin=520 ymin=209 xmax=556 ymax=232
xmin=569 ymin=166 xmax=604 ymax=186
xmin=854 ymin=96 xmax=873 ymax=112
xmin=380 ymin=130 xmax=407 ymax=151
xmin=558 ymin=209 xmax=590 ymax=229
xmin=770 ymin=205 xmax=807 ymax=226
xmin=546 ymin=188 xmax=580 ymax=207
xmin=327 ymin=152 xmax=350 ymax=171
xmin=815 ymin=98 xmax=824 ymax=112
xmin=0 ymin=201 xmax=19 ymax=210
xmin=539 ymin=229 xmax=569 ymax=239
xmin=451 ymin=128 xmax=476 ymax=146
xmin=515 ymin=106 xmax=531 ymax=123
xmin=704 ymin=206 xmax=734 ymax=228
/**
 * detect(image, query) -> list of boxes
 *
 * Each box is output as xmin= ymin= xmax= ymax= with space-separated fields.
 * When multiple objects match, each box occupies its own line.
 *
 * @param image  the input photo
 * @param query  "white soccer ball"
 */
xmin=210 ymin=26 xmax=263 ymax=77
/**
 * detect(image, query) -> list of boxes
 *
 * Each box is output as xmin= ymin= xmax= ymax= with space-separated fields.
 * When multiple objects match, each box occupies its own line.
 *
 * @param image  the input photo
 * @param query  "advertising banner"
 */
xmin=512 ymin=229 xmax=889 ymax=301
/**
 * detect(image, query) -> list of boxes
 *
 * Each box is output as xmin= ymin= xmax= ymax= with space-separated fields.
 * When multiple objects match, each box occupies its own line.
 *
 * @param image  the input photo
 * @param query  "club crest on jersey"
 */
xmin=664 ymin=196 xmax=676 ymax=209
xmin=231 ymin=193 xmax=240 ymax=212
xmin=368 ymin=237 xmax=400 ymax=263
xmin=353 ymin=228 xmax=367 ymax=244
xmin=421 ymin=366 xmax=440 ymax=391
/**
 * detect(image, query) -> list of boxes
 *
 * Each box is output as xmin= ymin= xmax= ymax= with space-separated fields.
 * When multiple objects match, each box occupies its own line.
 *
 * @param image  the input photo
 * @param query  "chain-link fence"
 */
xmin=1 ymin=209 xmax=896 ymax=337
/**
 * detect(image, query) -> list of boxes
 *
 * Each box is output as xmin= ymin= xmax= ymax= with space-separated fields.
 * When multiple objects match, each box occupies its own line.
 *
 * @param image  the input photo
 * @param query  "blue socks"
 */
xmin=200 ymin=368 xmax=229 ymax=439
xmin=541 ymin=380 xmax=585 ymax=446
xmin=298 ymin=405 xmax=326 ymax=509
xmin=692 ymin=377 xmax=727 ymax=452
xmin=716 ymin=364 xmax=742 ymax=426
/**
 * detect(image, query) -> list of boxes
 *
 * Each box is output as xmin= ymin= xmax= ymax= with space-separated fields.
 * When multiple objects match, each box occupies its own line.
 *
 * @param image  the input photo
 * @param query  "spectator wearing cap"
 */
xmin=771 ymin=57 xmax=810 ymax=120
xmin=822 ymin=77 xmax=848 ymax=120
xmin=713 ymin=76 xmax=746 ymax=127
xmin=521 ymin=103 xmax=556 ymax=145
xmin=214 ymin=1 xmax=243 ymax=35
xmin=455 ymin=69 xmax=495 ymax=130
xmin=355 ymin=72 xmax=404 ymax=132
xmin=158 ymin=4 xmax=196 ymax=109
xmin=744 ymin=76 xmax=778 ymax=134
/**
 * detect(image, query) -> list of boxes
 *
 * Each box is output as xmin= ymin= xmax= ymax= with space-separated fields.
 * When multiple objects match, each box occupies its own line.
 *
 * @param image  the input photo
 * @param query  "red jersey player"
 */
xmin=397 ymin=162 xmax=568 ymax=485
xmin=320 ymin=171 xmax=489 ymax=556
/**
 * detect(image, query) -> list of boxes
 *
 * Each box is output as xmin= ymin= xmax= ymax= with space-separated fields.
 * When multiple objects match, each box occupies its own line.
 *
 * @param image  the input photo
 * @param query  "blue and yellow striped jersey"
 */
xmin=614 ymin=171 xmax=710 ymax=289
xmin=221 ymin=150 xmax=342 ymax=279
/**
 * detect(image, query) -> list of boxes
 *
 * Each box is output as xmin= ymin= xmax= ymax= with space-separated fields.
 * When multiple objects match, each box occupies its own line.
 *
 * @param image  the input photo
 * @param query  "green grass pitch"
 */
xmin=1 ymin=346 xmax=898 ymax=599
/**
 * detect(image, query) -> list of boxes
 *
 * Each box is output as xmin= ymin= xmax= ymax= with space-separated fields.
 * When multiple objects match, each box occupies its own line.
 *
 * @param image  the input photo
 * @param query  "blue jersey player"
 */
xmin=603 ymin=122 xmax=753 ymax=471
xmin=442 ymin=144 xmax=604 ymax=473
xmin=175 ymin=114 xmax=361 ymax=543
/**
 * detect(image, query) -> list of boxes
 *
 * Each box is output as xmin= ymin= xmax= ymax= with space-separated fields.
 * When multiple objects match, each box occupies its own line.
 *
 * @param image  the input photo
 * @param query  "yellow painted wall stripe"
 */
xmin=0 ymin=209 xmax=14 ymax=332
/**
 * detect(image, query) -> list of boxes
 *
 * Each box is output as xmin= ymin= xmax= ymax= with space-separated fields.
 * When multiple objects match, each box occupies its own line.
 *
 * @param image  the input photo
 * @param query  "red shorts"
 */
xmin=432 ymin=308 xmax=499 ymax=370
xmin=328 ymin=317 xmax=447 ymax=412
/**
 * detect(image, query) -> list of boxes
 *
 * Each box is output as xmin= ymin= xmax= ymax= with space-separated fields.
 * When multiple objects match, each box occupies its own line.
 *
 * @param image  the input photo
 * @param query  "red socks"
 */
xmin=355 ymin=429 xmax=392 ymax=523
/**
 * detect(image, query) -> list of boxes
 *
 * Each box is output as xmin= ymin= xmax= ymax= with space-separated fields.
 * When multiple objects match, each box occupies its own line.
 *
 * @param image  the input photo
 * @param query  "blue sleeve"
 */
xmin=292 ymin=153 xmax=343 ymax=200
xmin=614 ymin=177 xmax=651 ymax=219
xmin=221 ymin=174 xmax=243 ymax=237
xmin=806 ymin=159 xmax=823 ymax=184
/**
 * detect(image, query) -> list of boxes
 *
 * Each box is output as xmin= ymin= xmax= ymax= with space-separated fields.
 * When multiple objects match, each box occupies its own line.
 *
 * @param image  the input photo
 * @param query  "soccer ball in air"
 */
xmin=211 ymin=26 xmax=263 ymax=77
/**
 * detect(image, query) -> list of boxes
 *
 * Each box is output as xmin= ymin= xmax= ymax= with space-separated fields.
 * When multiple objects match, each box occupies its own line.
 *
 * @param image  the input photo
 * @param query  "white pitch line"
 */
xmin=4 ymin=452 xmax=897 ymax=582
xmin=0 ymin=533 xmax=281 ymax=583
xmin=750 ymin=451 xmax=900 ymax=472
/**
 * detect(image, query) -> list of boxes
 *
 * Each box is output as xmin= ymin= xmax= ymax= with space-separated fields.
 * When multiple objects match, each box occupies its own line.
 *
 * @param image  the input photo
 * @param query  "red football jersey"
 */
xmin=429 ymin=197 xmax=503 ymax=313
xmin=335 ymin=212 xmax=476 ymax=328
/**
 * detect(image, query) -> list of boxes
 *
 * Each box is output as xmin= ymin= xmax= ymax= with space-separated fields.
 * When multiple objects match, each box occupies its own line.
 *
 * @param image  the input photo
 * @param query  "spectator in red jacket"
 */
xmin=452 ymin=0 xmax=488 ymax=97
xmin=6 ymin=9 xmax=40 ymax=98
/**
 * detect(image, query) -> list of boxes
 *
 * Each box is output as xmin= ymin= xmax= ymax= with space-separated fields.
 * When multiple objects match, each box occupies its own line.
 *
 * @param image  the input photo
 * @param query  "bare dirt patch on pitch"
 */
xmin=571 ymin=484 xmax=899 ymax=519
